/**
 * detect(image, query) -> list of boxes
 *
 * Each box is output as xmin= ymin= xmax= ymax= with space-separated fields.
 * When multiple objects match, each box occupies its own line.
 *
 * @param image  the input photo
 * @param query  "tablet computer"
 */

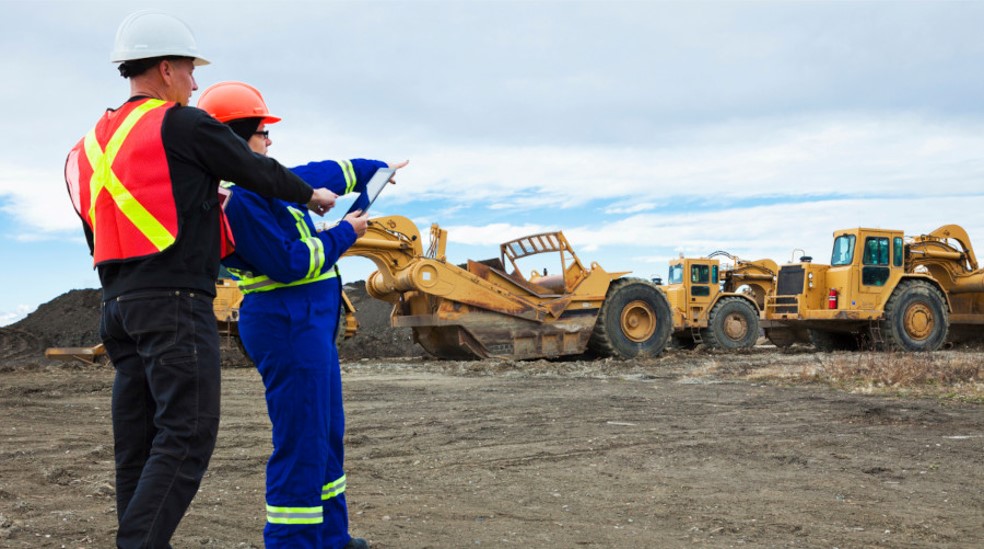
xmin=345 ymin=167 xmax=395 ymax=215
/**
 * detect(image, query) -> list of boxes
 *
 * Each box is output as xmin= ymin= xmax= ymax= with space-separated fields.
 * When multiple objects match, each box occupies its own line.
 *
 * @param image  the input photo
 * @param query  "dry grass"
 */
xmin=411 ymin=348 xmax=984 ymax=404
xmin=685 ymin=349 xmax=984 ymax=403
xmin=804 ymin=351 xmax=984 ymax=402
xmin=348 ymin=349 xmax=984 ymax=403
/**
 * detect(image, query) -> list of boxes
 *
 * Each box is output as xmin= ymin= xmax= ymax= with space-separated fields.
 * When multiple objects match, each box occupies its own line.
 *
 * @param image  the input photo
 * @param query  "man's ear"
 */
xmin=158 ymin=59 xmax=173 ymax=83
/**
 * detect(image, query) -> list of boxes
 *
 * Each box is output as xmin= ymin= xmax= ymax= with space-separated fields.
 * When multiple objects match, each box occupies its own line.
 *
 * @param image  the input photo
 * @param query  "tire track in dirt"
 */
xmin=0 ymin=329 xmax=45 ymax=366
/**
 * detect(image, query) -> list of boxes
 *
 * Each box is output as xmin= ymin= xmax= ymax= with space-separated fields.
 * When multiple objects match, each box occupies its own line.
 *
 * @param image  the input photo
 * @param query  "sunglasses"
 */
xmin=253 ymin=130 xmax=270 ymax=139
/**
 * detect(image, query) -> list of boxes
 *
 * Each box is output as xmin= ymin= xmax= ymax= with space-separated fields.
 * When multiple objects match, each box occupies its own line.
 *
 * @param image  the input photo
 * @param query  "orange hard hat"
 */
xmin=196 ymin=81 xmax=281 ymax=124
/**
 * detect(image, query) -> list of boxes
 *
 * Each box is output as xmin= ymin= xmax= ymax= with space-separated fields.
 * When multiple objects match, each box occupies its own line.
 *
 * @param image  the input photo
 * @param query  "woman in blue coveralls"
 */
xmin=197 ymin=81 xmax=406 ymax=549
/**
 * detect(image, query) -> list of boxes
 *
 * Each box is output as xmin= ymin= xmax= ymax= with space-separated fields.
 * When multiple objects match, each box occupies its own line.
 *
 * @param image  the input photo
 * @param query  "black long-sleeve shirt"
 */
xmin=84 ymin=98 xmax=314 ymax=300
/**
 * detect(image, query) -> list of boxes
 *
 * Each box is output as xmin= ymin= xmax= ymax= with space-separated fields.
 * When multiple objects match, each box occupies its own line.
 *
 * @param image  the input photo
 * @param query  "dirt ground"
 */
xmin=1 ymin=290 xmax=982 ymax=548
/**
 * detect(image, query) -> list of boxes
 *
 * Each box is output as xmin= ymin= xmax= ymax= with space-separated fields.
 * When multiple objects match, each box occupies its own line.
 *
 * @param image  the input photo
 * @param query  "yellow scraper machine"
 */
xmin=44 ymin=343 xmax=107 ymax=364
xmin=764 ymin=224 xmax=984 ymax=351
xmin=343 ymin=215 xmax=673 ymax=360
xmin=654 ymin=252 xmax=777 ymax=350
xmin=47 ymin=218 xmax=984 ymax=362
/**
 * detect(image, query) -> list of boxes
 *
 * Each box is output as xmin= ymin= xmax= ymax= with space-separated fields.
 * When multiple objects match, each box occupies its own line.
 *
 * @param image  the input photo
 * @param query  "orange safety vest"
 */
xmin=217 ymin=184 xmax=235 ymax=258
xmin=65 ymin=98 xmax=234 ymax=264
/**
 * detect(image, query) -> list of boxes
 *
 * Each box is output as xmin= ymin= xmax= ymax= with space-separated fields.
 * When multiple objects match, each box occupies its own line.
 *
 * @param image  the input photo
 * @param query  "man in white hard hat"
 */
xmin=64 ymin=10 xmax=337 ymax=548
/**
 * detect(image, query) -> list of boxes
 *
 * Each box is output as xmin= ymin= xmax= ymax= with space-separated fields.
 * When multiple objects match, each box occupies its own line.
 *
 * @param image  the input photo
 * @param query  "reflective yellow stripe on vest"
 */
xmin=266 ymin=504 xmax=322 ymax=525
xmin=338 ymin=160 xmax=357 ymax=194
xmin=322 ymin=474 xmax=346 ymax=500
xmin=84 ymin=99 xmax=175 ymax=251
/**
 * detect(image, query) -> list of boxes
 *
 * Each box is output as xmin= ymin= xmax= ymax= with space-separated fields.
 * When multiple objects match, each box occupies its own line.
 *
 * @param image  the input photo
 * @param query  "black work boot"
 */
xmin=344 ymin=537 xmax=370 ymax=549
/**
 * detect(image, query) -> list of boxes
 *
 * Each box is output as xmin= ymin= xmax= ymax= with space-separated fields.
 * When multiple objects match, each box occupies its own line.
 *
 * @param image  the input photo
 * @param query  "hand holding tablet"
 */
xmin=345 ymin=167 xmax=396 ymax=216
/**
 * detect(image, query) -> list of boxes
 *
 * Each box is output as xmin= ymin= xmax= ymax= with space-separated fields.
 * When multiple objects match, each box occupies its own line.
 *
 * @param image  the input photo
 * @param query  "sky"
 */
xmin=2 ymin=0 xmax=984 ymax=326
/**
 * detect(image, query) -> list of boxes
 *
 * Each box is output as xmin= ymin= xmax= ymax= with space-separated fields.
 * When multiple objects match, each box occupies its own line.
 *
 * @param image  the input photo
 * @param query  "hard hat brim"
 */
xmin=111 ymin=52 xmax=210 ymax=66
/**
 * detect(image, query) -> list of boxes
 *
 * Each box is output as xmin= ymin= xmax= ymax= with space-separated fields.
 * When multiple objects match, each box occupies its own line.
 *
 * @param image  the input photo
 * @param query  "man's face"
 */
xmin=248 ymin=124 xmax=271 ymax=155
xmin=163 ymin=58 xmax=198 ymax=105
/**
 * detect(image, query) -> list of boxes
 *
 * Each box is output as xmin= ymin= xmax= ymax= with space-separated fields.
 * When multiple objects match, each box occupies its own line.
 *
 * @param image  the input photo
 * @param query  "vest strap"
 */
xmin=84 ymin=99 xmax=176 ymax=252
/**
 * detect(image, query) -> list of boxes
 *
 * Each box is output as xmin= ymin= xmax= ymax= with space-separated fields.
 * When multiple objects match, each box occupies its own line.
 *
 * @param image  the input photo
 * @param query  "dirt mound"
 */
xmin=0 ymin=288 xmax=102 ymax=369
xmin=0 ymin=328 xmax=48 ymax=369
xmin=339 ymin=282 xmax=423 ymax=360
xmin=8 ymin=289 xmax=102 ymax=349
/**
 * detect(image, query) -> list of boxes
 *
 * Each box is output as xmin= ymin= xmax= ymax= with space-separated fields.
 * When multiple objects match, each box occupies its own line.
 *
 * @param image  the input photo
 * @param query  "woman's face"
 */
xmin=248 ymin=123 xmax=271 ymax=155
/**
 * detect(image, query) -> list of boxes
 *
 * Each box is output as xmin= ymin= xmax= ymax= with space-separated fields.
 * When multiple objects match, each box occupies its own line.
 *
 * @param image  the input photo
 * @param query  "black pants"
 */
xmin=101 ymin=290 xmax=221 ymax=548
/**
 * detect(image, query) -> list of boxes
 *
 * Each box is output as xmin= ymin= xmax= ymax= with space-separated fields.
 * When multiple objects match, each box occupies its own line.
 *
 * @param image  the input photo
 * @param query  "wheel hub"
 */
xmin=621 ymin=300 xmax=657 ymax=343
xmin=904 ymin=303 xmax=934 ymax=341
xmin=723 ymin=313 xmax=749 ymax=341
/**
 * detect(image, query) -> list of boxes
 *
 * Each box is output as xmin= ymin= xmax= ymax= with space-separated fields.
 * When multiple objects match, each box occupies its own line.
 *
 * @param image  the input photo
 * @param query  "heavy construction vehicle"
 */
xmin=720 ymin=252 xmax=811 ymax=348
xmin=765 ymin=224 xmax=984 ymax=351
xmin=44 ymin=343 xmax=107 ymax=364
xmin=655 ymin=252 xmax=777 ymax=349
xmin=343 ymin=215 xmax=673 ymax=360
xmin=213 ymin=276 xmax=244 ymax=337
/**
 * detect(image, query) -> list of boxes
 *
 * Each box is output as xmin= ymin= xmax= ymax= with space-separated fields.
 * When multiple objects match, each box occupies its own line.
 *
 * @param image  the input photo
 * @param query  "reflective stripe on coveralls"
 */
xmin=255 ymin=295 xmax=346 ymax=533
xmin=221 ymin=184 xmax=339 ymax=293
xmin=229 ymin=264 xmax=338 ymax=293
xmin=322 ymin=474 xmax=346 ymax=500
xmin=338 ymin=160 xmax=357 ymax=194
xmin=266 ymin=504 xmax=323 ymax=525
xmin=263 ymin=476 xmax=345 ymax=525
xmin=83 ymin=99 xmax=177 ymax=255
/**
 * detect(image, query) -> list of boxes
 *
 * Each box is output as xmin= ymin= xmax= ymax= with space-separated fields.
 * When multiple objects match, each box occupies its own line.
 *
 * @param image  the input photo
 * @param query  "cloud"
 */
xmin=5 ymin=0 xmax=984 ymax=317
xmin=218 ymin=1 xmax=984 ymax=146
xmin=0 ymin=166 xmax=81 ymax=237
xmin=604 ymin=202 xmax=663 ymax=215
xmin=0 ymin=304 xmax=34 ymax=327
xmin=434 ymin=195 xmax=984 ymax=274
xmin=15 ymin=111 xmax=983 ymax=249
xmin=291 ymin=112 xmax=984 ymax=210
xmin=442 ymin=223 xmax=553 ymax=247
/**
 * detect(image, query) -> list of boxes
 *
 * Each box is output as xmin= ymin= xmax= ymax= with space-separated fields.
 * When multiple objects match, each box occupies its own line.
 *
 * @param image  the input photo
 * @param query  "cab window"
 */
xmin=691 ymin=265 xmax=710 ymax=284
xmin=831 ymin=235 xmax=855 ymax=266
xmin=894 ymin=237 xmax=903 ymax=267
xmin=690 ymin=264 xmax=711 ymax=296
xmin=691 ymin=285 xmax=711 ymax=296
xmin=668 ymin=264 xmax=683 ymax=285
xmin=862 ymin=236 xmax=891 ymax=286
xmin=863 ymin=237 xmax=889 ymax=265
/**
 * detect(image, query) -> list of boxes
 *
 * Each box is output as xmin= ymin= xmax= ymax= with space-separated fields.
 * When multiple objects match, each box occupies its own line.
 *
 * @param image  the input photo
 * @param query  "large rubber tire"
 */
xmin=231 ymin=334 xmax=256 ymax=367
xmin=588 ymin=278 xmax=672 ymax=359
xmin=702 ymin=297 xmax=760 ymax=350
xmin=808 ymin=329 xmax=859 ymax=352
xmin=764 ymin=327 xmax=800 ymax=348
xmin=669 ymin=335 xmax=698 ymax=350
xmin=880 ymin=280 xmax=948 ymax=351
xmin=335 ymin=305 xmax=347 ymax=347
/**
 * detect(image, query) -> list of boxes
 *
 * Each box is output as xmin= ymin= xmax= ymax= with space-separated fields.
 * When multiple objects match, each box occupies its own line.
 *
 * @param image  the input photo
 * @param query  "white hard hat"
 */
xmin=110 ymin=10 xmax=210 ymax=66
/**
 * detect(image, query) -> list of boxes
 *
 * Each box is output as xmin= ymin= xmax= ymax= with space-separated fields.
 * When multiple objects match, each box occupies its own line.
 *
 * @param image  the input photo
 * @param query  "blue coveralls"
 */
xmin=222 ymin=158 xmax=387 ymax=549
